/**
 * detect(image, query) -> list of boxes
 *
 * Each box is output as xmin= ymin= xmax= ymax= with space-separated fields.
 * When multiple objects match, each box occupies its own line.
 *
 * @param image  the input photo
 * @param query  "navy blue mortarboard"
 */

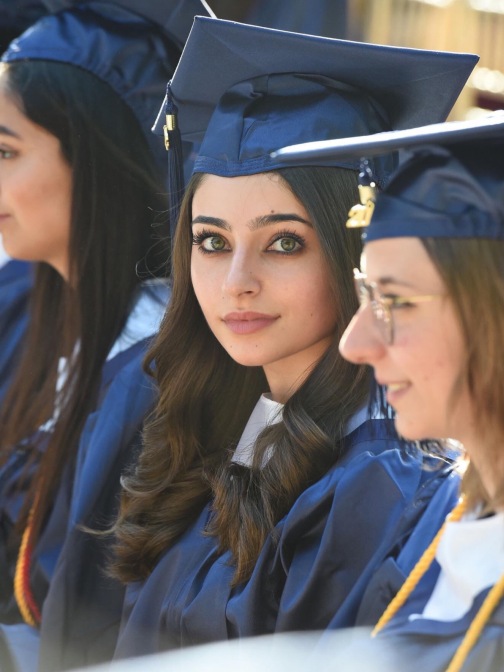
xmin=2 ymin=0 xmax=214 ymax=173
xmin=154 ymin=15 xmax=477 ymax=191
xmin=273 ymin=112 xmax=504 ymax=241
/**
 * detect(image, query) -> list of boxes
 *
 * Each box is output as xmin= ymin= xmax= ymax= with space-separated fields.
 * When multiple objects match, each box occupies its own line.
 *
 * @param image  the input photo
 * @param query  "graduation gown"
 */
xmin=0 ymin=282 xmax=169 ymax=671
xmin=113 ymin=417 xmax=460 ymax=659
xmin=365 ymin=589 xmax=504 ymax=672
xmin=356 ymin=512 xmax=504 ymax=672
xmin=0 ymin=260 xmax=32 ymax=401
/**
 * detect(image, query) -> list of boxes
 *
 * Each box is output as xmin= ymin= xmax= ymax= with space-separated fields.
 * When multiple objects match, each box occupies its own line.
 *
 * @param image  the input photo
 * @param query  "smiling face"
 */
xmin=0 ymin=74 xmax=72 ymax=278
xmin=339 ymin=236 xmax=476 ymax=446
xmin=190 ymin=172 xmax=338 ymax=403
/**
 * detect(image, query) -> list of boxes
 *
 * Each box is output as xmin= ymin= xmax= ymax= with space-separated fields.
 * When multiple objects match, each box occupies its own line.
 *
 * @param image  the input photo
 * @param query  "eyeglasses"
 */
xmin=353 ymin=268 xmax=443 ymax=345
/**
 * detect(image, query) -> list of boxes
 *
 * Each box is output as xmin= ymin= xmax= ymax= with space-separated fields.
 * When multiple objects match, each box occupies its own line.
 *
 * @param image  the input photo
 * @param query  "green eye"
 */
xmin=205 ymin=236 xmax=226 ymax=251
xmin=280 ymin=238 xmax=297 ymax=252
xmin=211 ymin=237 xmax=224 ymax=250
xmin=269 ymin=235 xmax=303 ymax=253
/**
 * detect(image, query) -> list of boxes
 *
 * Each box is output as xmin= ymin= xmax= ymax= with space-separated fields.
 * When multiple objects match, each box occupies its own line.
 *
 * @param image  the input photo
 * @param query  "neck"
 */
xmin=461 ymin=435 xmax=504 ymax=510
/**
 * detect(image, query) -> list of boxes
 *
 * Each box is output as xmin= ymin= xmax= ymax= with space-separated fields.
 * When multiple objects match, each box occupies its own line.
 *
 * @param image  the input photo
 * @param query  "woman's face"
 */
xmin=339 ymin=237 xmax=476 ymax=446
xmin=0 ymin=76 xmax=72 ymax=278
xmin=191 ymin=172 xmax=338 ymax=403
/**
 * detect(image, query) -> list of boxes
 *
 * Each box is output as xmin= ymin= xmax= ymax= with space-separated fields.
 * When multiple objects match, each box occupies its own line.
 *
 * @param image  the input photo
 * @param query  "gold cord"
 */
xmin=372 ymin=498 xmax=467 ymax=637
xmin=372 ymin=497 xmax=504 ymax=672
xmin=446 ymin=572 xmax=504 ymax=672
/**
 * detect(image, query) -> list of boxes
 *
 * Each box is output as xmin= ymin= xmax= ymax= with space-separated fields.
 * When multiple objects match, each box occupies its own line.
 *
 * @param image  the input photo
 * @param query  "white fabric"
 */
xmin=232 ymin=398 xmax=374 ymax=467
xmin=0 ymin=236 xmax=10 ymax=269
xmin=411 ymin=511 xmax=504 ymax=622
xmin=39 ymin=281 xmax=169 ymax=432
xmin=107 ymin=279 xmax=169 ymax=360
xmin=343 ymin=403 xmax=376 ymax=436
xmin=232 ymin=394 xmax=283 ymax=466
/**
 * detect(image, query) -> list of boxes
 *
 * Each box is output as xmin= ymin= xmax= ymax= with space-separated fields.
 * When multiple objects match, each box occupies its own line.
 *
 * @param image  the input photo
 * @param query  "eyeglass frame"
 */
xmin=353 ymin=268 xmax=444 ymax=345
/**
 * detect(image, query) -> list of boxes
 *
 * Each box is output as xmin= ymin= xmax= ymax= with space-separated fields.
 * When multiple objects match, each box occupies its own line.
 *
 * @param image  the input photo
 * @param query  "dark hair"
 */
xmin=422 ymin=237 xmax=504 ymax=508
xmin=111 ymin=165 xmax=371 ymax=584
xmin=0 ymin=60 xmax=169 ymax=547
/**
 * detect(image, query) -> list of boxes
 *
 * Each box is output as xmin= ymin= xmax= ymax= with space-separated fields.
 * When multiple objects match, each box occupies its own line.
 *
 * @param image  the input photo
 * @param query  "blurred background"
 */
xmin=210 ymin=0 xmax=504 ymax=121
xmin=1 ymin=0 xmax=501 ymax=121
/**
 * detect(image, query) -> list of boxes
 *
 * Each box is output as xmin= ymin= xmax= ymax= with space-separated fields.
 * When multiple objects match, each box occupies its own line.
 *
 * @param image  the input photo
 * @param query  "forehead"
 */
xmin=0 ymin=74 xmax=32 ymax=136
xmin=192 ymin=172 xmax=305 ymax=217
xmin=362 ymin=237 xmax=443 ymax=288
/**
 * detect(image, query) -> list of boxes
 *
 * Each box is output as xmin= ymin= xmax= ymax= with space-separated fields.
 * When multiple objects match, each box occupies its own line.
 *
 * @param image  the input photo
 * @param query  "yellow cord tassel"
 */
xmin=372 ymin=498 xmax=467 ymax=637
xmin=446 ymin=572 xmax=504 ymax=672
xmin=13 ymin=505 xmax=40 ymax=627
xmin=372 ymin=497 xmax=504 ymax=672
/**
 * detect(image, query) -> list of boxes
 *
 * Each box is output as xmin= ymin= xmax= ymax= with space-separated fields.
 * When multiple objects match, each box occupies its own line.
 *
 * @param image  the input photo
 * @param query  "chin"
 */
xmin=394 ymin=416 xmax=433 ymax=443
xmin=227 ymin=354 xmax=267 ymax=368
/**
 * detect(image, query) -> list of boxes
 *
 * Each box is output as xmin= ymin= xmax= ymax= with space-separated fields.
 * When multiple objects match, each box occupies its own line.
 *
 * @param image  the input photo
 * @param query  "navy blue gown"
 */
xmin=357 ymin=526 xmax=504 ymax=671
xmin=113 ymin=418 xmax=460 ymax=659
xmin=377 ymin=592 xmax=504 ymax=671
xmin=0 ymin=283 xmax=169 ymax=671
xmin=0 ymin=260 xmax=32 ymax=401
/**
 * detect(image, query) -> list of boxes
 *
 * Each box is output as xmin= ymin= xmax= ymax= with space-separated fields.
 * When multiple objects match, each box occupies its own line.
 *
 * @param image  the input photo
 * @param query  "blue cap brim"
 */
xmin=291 ymin=112 xmax=504 ymax=242
xmin=271 ymin=112 xmax=504 ymax=163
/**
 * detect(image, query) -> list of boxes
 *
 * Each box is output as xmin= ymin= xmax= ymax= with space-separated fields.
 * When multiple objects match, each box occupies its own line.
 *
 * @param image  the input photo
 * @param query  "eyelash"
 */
xmin=383 ymin=295 xmax=416 ymax=310
xmin=191 ymin=228 xmax=306 ymax=255
xmin=0 ymin=148 xmax=16 ymax=159
xmin=268 ymin=229 xmax=306 ymax=254
xmin=192 ymin=228 xmax=228 ymax=254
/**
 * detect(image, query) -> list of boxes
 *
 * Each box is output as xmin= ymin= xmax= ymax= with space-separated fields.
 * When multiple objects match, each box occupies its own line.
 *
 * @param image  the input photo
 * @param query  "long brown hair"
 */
xmin=111 ymin=166 xmax=371 ymax=584
xmin=422 ymin=237 xmax=504 ymax=508
xmin=0 ymin=61 xmax=169 ymax=549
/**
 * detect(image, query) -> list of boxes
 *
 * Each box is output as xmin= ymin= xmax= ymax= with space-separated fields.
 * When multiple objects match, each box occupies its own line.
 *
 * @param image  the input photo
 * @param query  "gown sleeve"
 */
xmin=36 ymin=347 xmax=158 ymax=672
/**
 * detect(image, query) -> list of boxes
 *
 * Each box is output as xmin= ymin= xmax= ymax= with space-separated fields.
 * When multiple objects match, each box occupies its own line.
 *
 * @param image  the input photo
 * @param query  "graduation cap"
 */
xmin=273 ymin=112 xmax=504 ymax=241
xmin=154 ymin=15 xmax=478 ymax=189
xmin=2 ymin=0 xmax=214 ymax=173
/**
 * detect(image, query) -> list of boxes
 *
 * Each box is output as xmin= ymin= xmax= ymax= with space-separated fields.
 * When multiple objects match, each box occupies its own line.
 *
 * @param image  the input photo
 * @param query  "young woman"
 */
xmin=109 ymin=17 xmax=477 ymax=659
xmin=334 ymin=113 xmax=504 ymax=671
xmin=0 ymin=1 xmax=212 ymax=670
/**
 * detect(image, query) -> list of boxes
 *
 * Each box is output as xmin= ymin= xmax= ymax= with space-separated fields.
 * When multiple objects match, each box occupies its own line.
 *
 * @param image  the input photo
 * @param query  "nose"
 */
xmin=221 ymin=248 xmax=261 ymax=297
xmin=339 ymin=304 xmax=386 ymax=365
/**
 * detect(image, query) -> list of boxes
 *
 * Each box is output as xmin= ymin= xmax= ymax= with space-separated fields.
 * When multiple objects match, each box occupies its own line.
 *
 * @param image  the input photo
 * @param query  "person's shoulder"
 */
xmin=343 ymin=416 xmax=403 ymax=451
xmin=297 ymin=413 xmax=456 ymax=517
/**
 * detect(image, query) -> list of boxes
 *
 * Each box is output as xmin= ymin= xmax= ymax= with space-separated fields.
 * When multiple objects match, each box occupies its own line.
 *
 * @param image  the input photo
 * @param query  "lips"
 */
xmin=383 ymin=381 xmax=411 ymax=406
xmin=223 ymin=311 xmax=279 ymax=335
xmin=387 ymin=382 xmax=409 ymax=393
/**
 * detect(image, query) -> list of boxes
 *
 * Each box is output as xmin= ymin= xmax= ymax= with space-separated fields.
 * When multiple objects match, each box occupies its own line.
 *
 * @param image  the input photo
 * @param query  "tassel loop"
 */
xmin=164 ymin=82 xmax=185 ymax=238
xmin=346 ymin=159 xmax=377 ymax=229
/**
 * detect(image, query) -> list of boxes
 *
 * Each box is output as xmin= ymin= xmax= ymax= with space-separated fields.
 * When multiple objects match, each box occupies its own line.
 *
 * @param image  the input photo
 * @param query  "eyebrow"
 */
xmin=191 ymin=213 xmax=312 ymax=230
xmin=0 ymin=125 xmax=20 ymax=139
xmin=250 ymin=213 xmax=312 ymax=231
xmin=376 ymin=275 xmax=417 ymax=290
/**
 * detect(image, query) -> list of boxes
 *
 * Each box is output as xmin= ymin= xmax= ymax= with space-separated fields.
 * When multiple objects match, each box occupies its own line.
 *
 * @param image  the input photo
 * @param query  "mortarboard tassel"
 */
xmin=346 ymin=159 xmax=376 ymax=229
xmin=163 ymin=82 xmax=185 ymax=239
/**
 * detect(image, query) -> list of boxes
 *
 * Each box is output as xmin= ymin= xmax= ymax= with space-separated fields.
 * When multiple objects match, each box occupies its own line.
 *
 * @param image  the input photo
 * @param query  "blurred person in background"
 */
xmin=0 ymin=1 xmax=212 ymax=670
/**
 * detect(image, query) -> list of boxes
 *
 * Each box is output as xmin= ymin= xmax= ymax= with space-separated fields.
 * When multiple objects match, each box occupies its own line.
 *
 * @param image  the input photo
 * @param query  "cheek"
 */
xmin=190 ymin=259 xmax=204 ymax=304
xmin=396 ymin=332 xmax=464 ymax=394
xmin=11 ymin=162 xmax=70 ymax=221
xmin=190 ymin=256 xmax=218 ymax=316
xmin=3 ymin=172 xmax=33 ymax=210
xmin=304 ymin=272 xmax=338 ymax=328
